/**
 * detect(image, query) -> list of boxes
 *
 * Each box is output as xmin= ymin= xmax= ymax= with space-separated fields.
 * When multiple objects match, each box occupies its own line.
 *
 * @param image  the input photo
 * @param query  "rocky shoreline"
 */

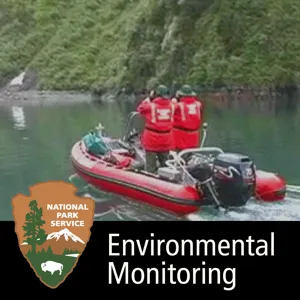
xmin=1 ymin=71 xmax=299 ymax=103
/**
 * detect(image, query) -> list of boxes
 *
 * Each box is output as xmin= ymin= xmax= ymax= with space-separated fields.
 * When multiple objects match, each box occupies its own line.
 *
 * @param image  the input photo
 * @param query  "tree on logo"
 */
xmin=23 ymin=200 xmax=47 ymax=254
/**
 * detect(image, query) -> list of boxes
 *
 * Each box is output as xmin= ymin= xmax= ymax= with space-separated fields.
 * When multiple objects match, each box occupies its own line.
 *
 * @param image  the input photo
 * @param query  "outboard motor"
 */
xmin=212 ymin=153 xmax=256 ymax=207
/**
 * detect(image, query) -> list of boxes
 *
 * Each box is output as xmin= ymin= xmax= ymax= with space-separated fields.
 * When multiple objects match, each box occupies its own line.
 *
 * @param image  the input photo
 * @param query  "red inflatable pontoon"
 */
xmin=71 ymin=114 xmax=286 ymax=215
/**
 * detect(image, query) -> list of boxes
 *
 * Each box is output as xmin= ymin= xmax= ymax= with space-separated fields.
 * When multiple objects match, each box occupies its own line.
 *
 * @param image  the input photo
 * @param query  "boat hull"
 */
xmin=71 ymin=141 xmax=203 ymax=215
xmin=71 ymin=141 xmax=286 ymax=215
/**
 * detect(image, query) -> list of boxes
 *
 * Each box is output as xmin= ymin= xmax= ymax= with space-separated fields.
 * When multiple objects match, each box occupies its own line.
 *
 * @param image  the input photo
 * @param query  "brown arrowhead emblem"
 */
xmin=12 ymin=181 xmax=95 ymax=288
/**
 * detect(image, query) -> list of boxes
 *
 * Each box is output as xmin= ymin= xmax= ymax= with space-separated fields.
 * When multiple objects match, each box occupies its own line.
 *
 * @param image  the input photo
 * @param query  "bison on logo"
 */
xmin=12 ymin=181 xmax=95 ymax=288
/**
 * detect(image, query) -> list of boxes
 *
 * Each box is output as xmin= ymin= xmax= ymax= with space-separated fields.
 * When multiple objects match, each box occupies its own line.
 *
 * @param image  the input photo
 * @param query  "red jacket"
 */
xmin=173 ymin=96 xmax=203 ymax=150
xmin=137 ymin=97 xmax=174 ymax=152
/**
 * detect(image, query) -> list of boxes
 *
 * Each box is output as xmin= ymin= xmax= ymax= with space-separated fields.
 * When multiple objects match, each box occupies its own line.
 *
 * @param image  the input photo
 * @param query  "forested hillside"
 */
xmin=0 ymin=0 xmax=299 ymax=91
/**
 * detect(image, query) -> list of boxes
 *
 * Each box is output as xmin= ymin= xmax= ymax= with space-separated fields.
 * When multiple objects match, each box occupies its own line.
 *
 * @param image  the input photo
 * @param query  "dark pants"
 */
xmin=145 ymin=151 xmax=169 ymax=173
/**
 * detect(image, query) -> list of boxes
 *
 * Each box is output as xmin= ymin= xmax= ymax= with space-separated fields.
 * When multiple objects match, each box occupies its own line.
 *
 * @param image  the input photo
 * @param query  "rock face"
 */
xmin=1 ymin=70 xmax=38 ymax=100
xmin=6 ymin=70 xmax=37 ymax=91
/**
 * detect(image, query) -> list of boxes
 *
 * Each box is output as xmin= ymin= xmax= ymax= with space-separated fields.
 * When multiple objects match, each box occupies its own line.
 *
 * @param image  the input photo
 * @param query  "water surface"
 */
xmin=0 ymin=93 xmax=299 ymax=220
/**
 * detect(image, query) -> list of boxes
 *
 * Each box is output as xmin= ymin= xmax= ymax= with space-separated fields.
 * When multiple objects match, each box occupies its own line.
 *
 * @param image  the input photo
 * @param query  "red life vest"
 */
xmin=173 ymin=97 xmax=203 ymax=150
xmin=137 ymin=97 xmax=175 ymax=151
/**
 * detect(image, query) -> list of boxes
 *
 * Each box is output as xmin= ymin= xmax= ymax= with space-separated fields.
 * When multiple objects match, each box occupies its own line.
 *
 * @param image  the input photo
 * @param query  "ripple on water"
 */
xmin=70 ymin=174 xmax=300 ymax=221
xmin=83 ymin=187 xmax=300 ymax=221
xmin=69 ymin=172 xmax=300 ymax=221
xmin=187 ymin=193 xmax=300 ymax=221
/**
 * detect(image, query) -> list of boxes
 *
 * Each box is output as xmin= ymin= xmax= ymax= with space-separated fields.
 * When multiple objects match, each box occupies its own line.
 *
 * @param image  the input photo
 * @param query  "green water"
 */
xmin=1 ymin=93 xmax=300 ymax=221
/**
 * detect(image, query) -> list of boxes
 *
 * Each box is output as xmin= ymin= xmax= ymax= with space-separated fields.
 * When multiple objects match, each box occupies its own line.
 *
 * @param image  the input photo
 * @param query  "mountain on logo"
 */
xmin=47 ymin=228 xmax=85 ymax=244
xmin=44 ymin=228 xmax=85 ymax=255
xmin=20 ymin=228 xmax=86 ymax=255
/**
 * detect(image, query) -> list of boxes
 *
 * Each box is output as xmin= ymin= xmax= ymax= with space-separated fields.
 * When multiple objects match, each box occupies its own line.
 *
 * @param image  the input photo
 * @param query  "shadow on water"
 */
xmin=1 ymin=90 xmax=300 ymax=220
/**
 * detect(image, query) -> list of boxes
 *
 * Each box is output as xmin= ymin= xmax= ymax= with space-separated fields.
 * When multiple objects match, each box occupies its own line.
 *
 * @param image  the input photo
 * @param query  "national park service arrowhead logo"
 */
xmin=12 ymin=181 xmax=95 ymax=288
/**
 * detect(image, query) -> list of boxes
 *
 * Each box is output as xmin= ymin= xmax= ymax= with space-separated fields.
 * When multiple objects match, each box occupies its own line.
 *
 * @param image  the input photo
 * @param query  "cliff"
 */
xmin=1 ymin=0 xmax=299 ymax=91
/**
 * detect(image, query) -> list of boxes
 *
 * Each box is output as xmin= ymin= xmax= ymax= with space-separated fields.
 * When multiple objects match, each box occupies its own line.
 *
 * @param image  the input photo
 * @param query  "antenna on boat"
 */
xmin=200 ymin=122 xmax=208 ymax=148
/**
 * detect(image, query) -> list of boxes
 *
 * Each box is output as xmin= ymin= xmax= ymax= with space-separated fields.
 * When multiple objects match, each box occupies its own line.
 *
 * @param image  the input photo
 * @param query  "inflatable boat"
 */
xmin=71 ymin=112 xmax=286 ymax=215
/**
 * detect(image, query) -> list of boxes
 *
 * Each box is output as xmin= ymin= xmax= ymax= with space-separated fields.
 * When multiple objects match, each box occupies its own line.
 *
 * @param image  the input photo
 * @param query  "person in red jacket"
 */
xmin=137 ymin=85 xmax=174 ymax=173
xmin=173 ymin=85 xmax=203 ymax=151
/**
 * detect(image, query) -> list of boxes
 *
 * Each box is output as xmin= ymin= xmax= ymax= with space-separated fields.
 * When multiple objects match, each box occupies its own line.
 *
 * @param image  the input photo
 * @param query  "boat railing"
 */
xmin=122 ymin=111 xmax=140 ymax=142
xmin=164 ymin=146 xmax=225 ymax=186
xmin=167 ymin=121 xmax=223 ymax=166
xmin=166 ymin=147 xmax=224 ymax=169
xmin=165 ymin=121 xmax=224 ymax=185
xmin=176 ymin=147 xmax=224 ymax=163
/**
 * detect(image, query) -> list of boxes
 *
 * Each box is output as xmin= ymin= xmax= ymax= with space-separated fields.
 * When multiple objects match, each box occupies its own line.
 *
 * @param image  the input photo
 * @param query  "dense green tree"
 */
xmin=23 ymin=200 xmax=47 ymax=254
xmin=0 ymin=0 xmax=299 ymax=90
